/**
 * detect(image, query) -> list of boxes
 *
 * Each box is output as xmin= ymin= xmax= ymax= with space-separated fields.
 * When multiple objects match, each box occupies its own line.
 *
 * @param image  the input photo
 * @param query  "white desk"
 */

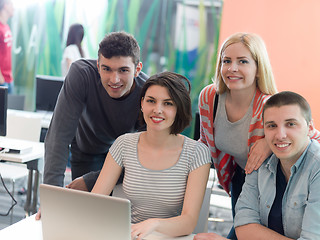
xmin=0 ymin=137 xmax=44 ymax=215
xmin=7 ymin=109 xmax=53 ymax=129
xmin=0 ymin=215 xmax=195 ymax=240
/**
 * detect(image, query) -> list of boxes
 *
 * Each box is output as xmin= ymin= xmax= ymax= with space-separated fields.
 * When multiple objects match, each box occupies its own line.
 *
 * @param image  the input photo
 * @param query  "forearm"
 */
xmin=155 ymin=213 xmax=197 ymax=237
xmin=156 ymin=164 xmax=211 ymax=237
xmin=236 ymin=224 xmax=293 ymax=240
xmin=43 ymin=140 xmax=70 ymax=186
xmin=43 ymin=108 xmax=79 ymax=185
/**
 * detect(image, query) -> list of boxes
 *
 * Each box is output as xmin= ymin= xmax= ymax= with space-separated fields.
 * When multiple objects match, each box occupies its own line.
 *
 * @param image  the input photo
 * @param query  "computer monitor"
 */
xmin=0 ymin=86 xmax=8 ymax=136
xmin=36 ymin=75 xmax=64 ymax=112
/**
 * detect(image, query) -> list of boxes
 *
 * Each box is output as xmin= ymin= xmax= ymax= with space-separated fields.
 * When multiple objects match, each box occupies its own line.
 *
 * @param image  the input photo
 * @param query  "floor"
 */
xmin=0 ymin=169 xmax=233 ymax=237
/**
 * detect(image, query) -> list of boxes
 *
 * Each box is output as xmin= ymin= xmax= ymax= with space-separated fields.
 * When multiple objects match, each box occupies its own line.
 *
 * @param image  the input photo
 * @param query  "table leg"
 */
xmin=24 ymin=159 xmax=39 ymax=216
xmin=31 ymin=170 xmax=39 ymax=214
xmin=24 ymin=169 xmax=33 ymax=216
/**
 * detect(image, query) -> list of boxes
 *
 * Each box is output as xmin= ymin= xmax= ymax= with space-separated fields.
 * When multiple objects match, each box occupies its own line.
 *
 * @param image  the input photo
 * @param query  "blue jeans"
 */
xmin=0 ymin=82 xmax=14 ymax=94
xmin=227 ymin=165 xmax=246 ymax=240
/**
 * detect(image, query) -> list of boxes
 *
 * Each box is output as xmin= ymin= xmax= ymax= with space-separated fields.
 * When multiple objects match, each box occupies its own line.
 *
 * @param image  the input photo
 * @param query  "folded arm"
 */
xmin=236 ymin=224 xmax=293 ymax=240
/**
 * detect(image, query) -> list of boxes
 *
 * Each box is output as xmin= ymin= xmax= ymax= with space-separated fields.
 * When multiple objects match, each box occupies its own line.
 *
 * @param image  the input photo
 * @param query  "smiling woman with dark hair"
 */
xmin=92 ymin=71 xmax=211 ymax=240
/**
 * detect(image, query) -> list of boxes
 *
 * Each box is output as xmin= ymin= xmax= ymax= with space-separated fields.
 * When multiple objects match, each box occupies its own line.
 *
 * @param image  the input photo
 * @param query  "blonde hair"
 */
xmin=215 ymin=32 xmax=277 ymax=95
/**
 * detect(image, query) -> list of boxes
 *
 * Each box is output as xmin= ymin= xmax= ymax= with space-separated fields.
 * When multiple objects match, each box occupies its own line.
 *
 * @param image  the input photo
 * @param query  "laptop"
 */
xmin=39 ymin=184 xmax=131 ymax=240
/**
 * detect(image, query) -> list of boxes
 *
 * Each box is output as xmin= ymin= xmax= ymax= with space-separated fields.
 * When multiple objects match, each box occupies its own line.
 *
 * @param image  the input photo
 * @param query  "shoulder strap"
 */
xmin=213 ymin=93 xmax=219 ymax=120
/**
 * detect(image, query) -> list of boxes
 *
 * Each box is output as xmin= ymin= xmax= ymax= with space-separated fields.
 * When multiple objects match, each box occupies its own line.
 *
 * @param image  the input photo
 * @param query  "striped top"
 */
xmin=109 ymin=132 xmax=211 ymax=223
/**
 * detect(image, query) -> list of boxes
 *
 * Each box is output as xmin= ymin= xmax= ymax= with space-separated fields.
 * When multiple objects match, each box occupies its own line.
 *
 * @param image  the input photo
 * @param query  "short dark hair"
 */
xmin=98 ymin=31 xmax=140 ymax=66
xmin=263 ymin=91 xmax=312 ymax=123
xmin=140 ymin=71 xmax=192 ymax=135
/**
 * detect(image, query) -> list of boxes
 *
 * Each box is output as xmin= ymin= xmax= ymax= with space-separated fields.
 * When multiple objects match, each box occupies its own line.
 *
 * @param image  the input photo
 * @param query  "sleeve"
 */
xmin=43 ymin=61 xmax=89 ymax=186
xmin=198 ymin=86 xmax=210 ymax=146
xmin=190 ymin=142 xmax=211 ymax=172
xmin=298 ymin=167 xmax=320 ymax=239
xmin=62 ymin=46 xmax=73 ymax=60
xmin=234 ymin=169 xmax=262 ymax=228
xmin=109 ymin=134 xmax=126 ymax=167
xmin=197 ymin=84 xmax=216 ymax=147
xmin=310 ymin=128 xmax=320 ymax=143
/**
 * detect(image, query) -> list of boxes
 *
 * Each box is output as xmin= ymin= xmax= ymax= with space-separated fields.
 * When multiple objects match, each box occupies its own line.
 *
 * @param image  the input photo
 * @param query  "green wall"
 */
xmin=10 ymin=0 xmax=222 ymax=137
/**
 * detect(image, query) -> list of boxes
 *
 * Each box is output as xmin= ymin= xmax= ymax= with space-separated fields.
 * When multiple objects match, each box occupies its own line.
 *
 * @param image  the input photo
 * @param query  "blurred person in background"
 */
xmin=61 ymin=23 xmax=87 ymax=77
xmin=0 ymin=0 xmax=14 ymax=93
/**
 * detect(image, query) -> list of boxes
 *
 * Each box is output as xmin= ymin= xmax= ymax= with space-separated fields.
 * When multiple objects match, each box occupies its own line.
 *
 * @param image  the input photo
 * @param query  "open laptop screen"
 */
xmin=40 ymin=184 xmax=131 ymax=240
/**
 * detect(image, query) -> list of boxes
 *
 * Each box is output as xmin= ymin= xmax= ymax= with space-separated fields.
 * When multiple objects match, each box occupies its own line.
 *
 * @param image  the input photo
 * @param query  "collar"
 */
xmin=266 ymin=140 xmax=311 ymax=174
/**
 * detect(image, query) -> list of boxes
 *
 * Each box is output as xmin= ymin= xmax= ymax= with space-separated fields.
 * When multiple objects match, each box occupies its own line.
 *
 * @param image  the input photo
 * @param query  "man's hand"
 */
xmin=66 ymin=176 xmax=88 ymax=191
xmin=193 ymin=232 xmax=228 ymax=240
xmin=35 ymin=208 xmax=41 ymax=220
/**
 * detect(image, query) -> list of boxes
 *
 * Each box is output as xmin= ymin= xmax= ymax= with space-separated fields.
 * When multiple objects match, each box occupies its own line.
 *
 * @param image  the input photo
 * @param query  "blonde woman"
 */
xmin=198 ymin=32 xmax=277 ymax=239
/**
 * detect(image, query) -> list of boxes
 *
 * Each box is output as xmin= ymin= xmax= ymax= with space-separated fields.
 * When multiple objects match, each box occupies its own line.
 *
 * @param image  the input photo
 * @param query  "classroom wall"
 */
xmin=219 ymin=0 xmax=320 ymax=125
xmin=10 ymin=1 xmax=222 ymax=137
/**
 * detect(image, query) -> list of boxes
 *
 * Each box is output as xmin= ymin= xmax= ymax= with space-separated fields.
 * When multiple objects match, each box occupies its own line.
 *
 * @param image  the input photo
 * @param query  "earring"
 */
xmin=141 ymin=108 xmax=143 ymax=112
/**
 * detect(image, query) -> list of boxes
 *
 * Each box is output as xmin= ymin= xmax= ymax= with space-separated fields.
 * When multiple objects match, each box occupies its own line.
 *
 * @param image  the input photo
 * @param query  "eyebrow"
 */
xmin=100 ymin=64 xmax=130 ymax=70
xmin=223 ymin=56 xmax=249 ymax=59
xmin=285 ymin=118 xmax=298 ymax=122
xmin=264 ymin=118 xmax=298 ymax=125
xmin=264 ymin=120 xmax=275 ymax=125
xmin=145 ymin=95 xmax=173 ymax=101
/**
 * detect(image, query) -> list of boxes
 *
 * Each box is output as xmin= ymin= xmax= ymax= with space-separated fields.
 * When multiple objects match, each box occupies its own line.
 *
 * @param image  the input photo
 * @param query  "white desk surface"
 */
xmin=0 ymin=137 xmax=44 ymax=163
xmin=0 ymin=215 xmax=195 ymax=240
xmin=7 ymin=109 xmax=53 ymax=129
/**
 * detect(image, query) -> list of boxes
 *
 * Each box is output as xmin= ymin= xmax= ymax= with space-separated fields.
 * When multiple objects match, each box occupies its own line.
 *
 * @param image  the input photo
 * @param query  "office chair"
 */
xmin=0 ymin=162 xmax=28 ymax=224
xmin=7 ymin=94 xmax=25 ymax=111
xmin=1 ymin=111 xmax=42 ymax=224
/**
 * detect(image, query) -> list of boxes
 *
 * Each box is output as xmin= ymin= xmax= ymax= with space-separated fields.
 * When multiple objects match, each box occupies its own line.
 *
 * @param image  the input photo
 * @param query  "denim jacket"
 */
xmin=234 ymin=139 xmax=320 ymax=239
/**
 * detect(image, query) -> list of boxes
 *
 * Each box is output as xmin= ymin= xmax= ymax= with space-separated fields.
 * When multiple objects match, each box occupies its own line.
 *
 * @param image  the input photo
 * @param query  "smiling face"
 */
xmin=221 ymin=42 xmax=257 ymax=93
xmin=264 ymin=104 xmax=313 ymax=164
xmin=97 ymin=55 xmax=142 ymax=99
xmin=141 ymin=85 xmax=177 ymax=134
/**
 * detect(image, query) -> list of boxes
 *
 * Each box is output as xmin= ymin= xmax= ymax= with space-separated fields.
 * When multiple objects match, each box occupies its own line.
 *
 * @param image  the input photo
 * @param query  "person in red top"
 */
xmin=0 ymin=0 xmax=14 ymax=93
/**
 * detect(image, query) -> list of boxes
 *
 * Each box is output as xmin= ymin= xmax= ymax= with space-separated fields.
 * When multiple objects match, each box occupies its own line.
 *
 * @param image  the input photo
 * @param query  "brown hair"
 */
xmin=263 ymin=91 xmax=312 ymax=123
xmin=98 ymin=31 xmax=140 ymax=66
xmin=140 ymin=72 xmax=192 ymax=134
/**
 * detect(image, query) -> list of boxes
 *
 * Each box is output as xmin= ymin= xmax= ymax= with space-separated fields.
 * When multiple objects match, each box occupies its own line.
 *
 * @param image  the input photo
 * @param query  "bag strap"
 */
xmin=210 ymin=93 xmax=219 ymax=169
xmin=213 ymin=93 xmax=219 ymax=120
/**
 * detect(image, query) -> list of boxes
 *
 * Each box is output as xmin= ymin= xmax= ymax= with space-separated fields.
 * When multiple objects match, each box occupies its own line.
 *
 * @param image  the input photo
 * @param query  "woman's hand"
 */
xmin=193 ymin=232 xmax=229 ymax=240
xmin=131 ymin=218 xmax=160 ymax=240
xmin=245 ymin=138 xmax=272 ymax=174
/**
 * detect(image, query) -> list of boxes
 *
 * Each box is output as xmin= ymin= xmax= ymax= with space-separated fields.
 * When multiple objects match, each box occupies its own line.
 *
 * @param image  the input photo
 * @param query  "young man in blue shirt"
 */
xmin=234 ymin=91 xmax=320 ymax=239
xmin=194 ymin=91 xmax=320 ymax=240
